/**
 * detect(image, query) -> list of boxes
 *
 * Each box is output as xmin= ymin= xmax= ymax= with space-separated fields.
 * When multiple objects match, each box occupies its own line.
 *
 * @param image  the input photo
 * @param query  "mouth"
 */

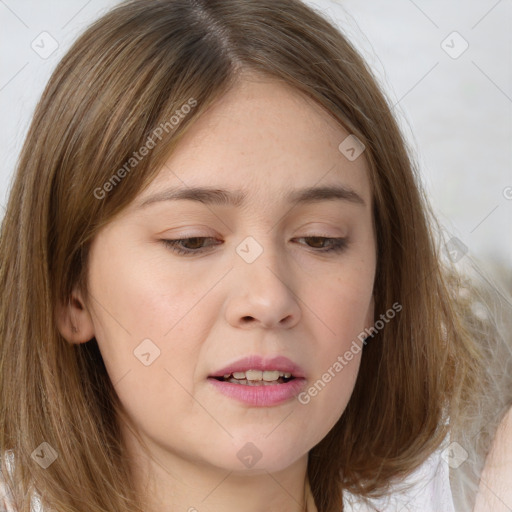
xmin=207 ymin=355 xmax=306 ymax=405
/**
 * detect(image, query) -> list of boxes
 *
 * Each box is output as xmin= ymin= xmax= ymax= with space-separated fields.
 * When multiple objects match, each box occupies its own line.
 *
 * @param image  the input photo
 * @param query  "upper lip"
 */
xmin=209 ymin=355 xmax=305 ymax=379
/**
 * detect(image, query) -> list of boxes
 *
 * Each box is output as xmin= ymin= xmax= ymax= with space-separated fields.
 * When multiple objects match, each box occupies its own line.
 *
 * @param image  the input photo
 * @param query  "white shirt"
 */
xmin=342 ymin=437 xmax=456 ymax=511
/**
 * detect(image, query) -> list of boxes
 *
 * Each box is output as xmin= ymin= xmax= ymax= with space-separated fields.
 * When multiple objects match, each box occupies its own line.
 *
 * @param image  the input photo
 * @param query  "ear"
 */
xmin=55 ymin=288 xmax=95 ymax=344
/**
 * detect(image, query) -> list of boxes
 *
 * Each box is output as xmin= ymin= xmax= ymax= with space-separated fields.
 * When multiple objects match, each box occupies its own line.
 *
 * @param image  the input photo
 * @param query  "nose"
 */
xmin=224 ymin=241 xmax=302 ymax=330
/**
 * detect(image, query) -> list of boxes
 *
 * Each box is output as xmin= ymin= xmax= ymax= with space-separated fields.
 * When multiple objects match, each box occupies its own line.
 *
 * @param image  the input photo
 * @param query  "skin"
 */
xmin=473 ymin=406 xmax=512 ymax=511
xmin=57 ymin=73 xmax=377 ymax=512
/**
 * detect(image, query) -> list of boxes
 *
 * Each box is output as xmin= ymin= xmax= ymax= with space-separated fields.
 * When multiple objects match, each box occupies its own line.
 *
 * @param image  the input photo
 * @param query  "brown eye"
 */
xmin=293 ymin=237 xmax=349 ymax=253
xmin=182 ymin=237 xmax=206 ymax=249
xmin=305 ymin=237 xmax=327 ymax=249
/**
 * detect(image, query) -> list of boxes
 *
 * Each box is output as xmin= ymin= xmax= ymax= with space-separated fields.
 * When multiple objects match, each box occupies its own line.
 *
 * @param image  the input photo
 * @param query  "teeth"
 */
xmin=262 ymin=370 xmax=281 ymax=381
xmin=246 ymin=370 xmax=264 ymax=381
xmin=226 ymin=370 xmax=292 ymax=381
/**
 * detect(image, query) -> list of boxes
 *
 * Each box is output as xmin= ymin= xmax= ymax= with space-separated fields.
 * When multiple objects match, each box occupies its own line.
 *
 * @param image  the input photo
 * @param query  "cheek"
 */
xmin=87 ymin=255 xmax=211 ymax=446
xmin=312 ymin=263 xmax=375 ymax=346
xmin=89 ymin=236 xmax=215 ymax=341
xmin=294 ymin=270 xmax=372 ymax=432
xmin=87 ymin=240 xmax=216 ymax=401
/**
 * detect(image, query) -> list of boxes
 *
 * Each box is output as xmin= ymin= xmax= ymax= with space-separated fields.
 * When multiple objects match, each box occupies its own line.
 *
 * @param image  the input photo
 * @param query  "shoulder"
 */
xmin=343 ymin=437 xmax=455 ymax=511
xmin=473 ymin=406 xmax=512 ymax=512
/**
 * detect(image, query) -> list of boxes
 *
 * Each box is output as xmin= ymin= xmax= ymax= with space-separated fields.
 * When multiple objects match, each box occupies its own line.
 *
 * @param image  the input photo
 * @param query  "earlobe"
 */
xmin=55 ymin=291 xmax=95 ymax=344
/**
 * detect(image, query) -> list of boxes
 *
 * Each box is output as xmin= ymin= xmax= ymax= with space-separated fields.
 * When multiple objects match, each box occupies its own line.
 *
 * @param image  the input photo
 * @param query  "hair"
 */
xmin=1 ymin=0 xmax=510 ymax=511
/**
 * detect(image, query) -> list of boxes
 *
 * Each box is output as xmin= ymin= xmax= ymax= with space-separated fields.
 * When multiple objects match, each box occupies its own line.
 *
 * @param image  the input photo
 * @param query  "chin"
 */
xmin=206 ymin=435 xmax=308 ymax=474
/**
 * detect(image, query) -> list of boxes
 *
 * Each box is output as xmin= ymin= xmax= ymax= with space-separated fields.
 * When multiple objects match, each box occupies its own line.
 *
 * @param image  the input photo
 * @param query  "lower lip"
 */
xmin=207 ymin=377 xmax=307 ymax=406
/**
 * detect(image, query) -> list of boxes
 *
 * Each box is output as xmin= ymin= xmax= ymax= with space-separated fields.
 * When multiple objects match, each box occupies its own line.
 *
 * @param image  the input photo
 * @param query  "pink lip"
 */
xmin=207 ymin=377 xmax=307 ymax=406
xmin=209 ymin=355 xmax=305 ymax=378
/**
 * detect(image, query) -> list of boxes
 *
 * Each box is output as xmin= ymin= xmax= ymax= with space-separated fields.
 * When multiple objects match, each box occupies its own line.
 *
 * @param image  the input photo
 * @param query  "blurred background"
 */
xmin=0 ymin=0 xmax=510 ymax=298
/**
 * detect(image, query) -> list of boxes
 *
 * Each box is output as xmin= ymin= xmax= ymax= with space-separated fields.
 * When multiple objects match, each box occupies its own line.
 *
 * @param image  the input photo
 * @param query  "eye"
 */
xmin=161 ymin=236 xmax=348 ymax=256
xmin=161 ymin=237 xmax=221 ymax=255
xmin=293 ymin=236 xmax=348 ymax=253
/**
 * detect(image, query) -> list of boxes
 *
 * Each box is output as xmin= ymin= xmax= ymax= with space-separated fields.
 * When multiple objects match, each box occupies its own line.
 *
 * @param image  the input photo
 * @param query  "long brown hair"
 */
xmin=0 ymin=0 xmax=504 ymax=511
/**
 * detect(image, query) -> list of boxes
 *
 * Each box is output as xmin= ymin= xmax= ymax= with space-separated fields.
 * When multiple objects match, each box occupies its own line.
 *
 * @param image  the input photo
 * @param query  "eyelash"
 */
xmin=161 ymin=236 xmax=349 ymax=256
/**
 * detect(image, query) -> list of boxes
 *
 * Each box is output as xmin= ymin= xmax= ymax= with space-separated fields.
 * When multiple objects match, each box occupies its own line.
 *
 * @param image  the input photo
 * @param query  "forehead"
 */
xmin=137 ymin=76 xmax=371 ymax=210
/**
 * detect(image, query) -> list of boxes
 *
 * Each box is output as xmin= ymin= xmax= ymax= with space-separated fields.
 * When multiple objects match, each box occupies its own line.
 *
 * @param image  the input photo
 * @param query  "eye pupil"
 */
xmin=186 ymin=237 xmax=204 ymax=249
xmin=307 ymin=237 xmax=325 ymax=248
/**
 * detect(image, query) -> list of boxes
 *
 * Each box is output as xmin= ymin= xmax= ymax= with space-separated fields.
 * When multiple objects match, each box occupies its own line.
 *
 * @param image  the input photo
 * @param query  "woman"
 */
xmin=1 ymin=0 xmax=509 ymax=510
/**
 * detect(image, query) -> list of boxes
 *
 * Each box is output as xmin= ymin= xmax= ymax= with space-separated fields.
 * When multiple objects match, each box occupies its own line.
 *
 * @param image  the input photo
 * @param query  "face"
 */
xmin=67 ymin=75 xmax=376 ymax=480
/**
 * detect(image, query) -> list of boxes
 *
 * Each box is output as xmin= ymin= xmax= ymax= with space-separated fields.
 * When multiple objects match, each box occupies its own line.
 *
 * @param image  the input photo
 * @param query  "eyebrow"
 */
xmin=137 ymin=184 xmax=366 ymax=209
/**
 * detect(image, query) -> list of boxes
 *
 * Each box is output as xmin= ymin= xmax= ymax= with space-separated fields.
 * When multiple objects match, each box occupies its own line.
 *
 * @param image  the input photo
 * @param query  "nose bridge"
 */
xmin=235 ymin=232 xmax=286 ymax=286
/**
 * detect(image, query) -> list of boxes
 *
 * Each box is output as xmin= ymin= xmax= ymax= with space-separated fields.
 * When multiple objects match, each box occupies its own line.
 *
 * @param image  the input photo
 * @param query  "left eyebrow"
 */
xmin=136 ymin=184 xmax=366 ymax=209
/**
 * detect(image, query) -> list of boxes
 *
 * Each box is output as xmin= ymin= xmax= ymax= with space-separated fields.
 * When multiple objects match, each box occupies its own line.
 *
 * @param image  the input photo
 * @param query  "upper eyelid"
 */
xmin=164 ymin=234 xmax=344 ymax=242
